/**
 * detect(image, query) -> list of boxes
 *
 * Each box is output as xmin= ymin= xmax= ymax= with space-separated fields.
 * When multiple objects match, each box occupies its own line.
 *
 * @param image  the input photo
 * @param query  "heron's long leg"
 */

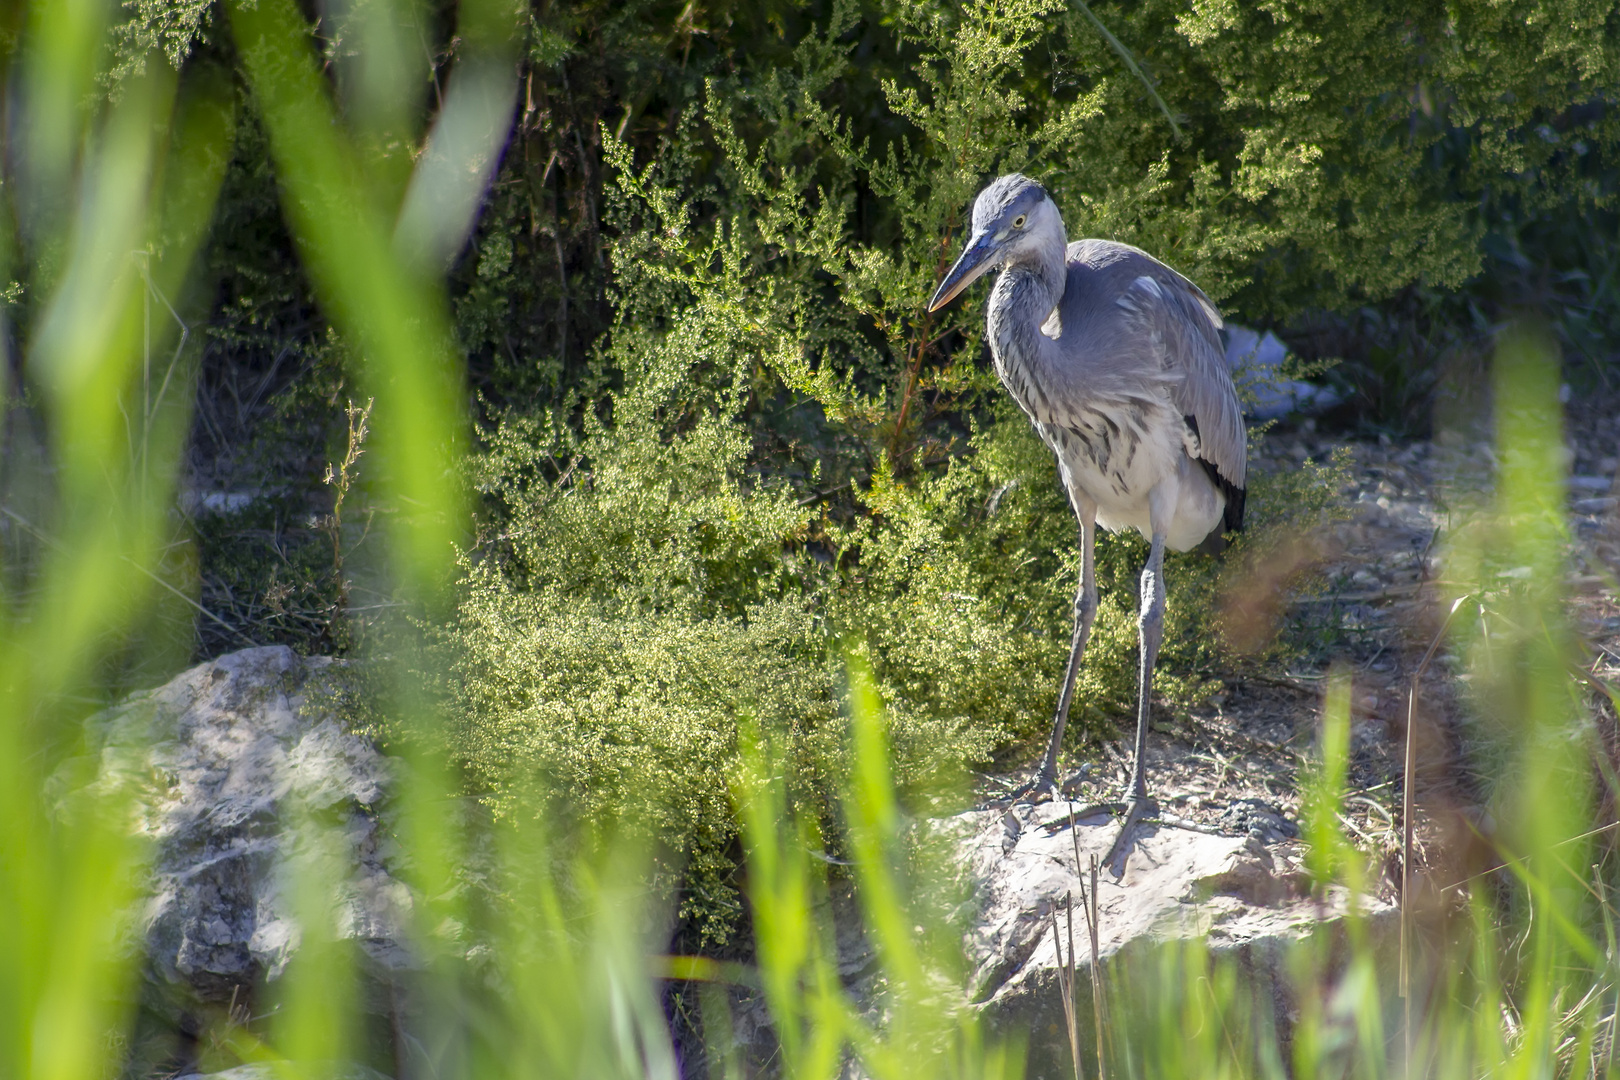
xmin=1126 ymin=530 xmax=1167 ymax=800
xmin=1035 ymin=505 xmax=1098 ymax=790
xmin=1104 ymin=529 xmax=1166 ymax=870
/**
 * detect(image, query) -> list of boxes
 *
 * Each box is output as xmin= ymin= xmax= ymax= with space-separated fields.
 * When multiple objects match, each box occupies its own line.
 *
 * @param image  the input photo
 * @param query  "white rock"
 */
xmin=955 ymin=798 xmax=1393 ymax=1065
xmin=76 ymin=646 xmax=410 ymax=1003
xmin=1224 ymin=325 xmax=1342 ymax=420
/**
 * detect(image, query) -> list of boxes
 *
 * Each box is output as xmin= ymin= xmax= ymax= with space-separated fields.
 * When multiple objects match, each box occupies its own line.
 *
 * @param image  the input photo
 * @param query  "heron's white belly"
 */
xmin=1041 ymin=414 xmax=1225 ymax=552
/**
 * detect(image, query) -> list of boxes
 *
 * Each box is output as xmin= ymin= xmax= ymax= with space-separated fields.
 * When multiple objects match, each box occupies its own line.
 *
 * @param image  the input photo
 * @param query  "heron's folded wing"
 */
xmin=1117 ymin=274 xmax=1247 ymax=492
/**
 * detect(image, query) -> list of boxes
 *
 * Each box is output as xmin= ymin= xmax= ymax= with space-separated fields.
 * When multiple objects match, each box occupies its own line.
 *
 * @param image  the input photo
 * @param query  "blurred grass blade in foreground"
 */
xmin=733 ymin=665 xmax=1023 ymax=1080
xmin=1 ymin=3 xmax=233 ymax=1077
xmin=226 ymin=0 xmax=518 ymax=600
xmin=223 ymin=0 xmax=519 ymax=1075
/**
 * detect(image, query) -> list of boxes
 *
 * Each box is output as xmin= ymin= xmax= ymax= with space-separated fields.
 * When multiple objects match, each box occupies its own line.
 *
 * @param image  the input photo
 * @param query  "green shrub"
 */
xmin=445 ymin=3 xmax=1358 ymax=941
xmin=451 ymin=310 xmax=836 ymax=943
xmin=98 ymin=0 xmax=1620 ymax=677
xmin=101 ymin=0 xmax=1616 ymax=947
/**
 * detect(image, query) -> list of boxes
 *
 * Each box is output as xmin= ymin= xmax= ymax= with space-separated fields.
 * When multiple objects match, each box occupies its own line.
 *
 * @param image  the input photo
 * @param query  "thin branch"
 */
xmin=1068 ymin=0 xmax=1183 ymax=139
xmin=123 ymin=555 xmax=260 ymax=649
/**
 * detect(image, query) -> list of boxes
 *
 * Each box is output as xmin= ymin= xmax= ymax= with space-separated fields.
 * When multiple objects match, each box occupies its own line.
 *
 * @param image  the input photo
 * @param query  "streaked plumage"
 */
xmin=929 ymin=174 xmax=1246 ymax=861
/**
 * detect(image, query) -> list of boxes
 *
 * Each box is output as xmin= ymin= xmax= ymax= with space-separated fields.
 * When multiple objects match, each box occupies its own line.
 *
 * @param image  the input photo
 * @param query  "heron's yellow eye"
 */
xmin=1013 ymin=214 xmax=1027 ymax=228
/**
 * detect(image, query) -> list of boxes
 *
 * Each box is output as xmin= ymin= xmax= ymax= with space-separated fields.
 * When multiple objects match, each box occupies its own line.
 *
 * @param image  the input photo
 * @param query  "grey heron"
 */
xmin=928 ymin=174 xmax=1246 ymax=859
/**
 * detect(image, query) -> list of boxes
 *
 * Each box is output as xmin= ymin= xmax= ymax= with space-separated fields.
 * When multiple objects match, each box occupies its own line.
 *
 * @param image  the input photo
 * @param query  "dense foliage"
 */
xmin=104 ymin=0 xmax=1620 ymax=419
xmin=6 ymin=6 xmax=1620 ymax=1078
xmin=58 ymin=0 xmax=1620 ymax=937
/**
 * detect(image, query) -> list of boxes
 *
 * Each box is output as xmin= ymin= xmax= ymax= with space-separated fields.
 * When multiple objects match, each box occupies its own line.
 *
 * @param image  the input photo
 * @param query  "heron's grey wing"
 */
xmin=1116 ymin=273 xmax=1247 ymax=491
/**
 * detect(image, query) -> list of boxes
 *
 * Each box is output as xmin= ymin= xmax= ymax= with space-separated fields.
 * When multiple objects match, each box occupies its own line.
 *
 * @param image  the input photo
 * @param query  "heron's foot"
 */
xmin=981 ymin=763 xmax=1061 ymax=808
xmin=1101 ymin=794 xmax=1159 ymax=873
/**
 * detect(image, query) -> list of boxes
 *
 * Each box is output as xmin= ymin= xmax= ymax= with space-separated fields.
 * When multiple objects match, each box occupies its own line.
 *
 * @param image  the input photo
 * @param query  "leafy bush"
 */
xmin=446 ymin=2 xmax=1357 ymax=942
xmin=11 ymin=4 xmax=1620 ymax=1077
xmin=109 ymin=0 xmax=1620 ymax=415
xmin=97 ymin=0 xmax=1620 ymax=946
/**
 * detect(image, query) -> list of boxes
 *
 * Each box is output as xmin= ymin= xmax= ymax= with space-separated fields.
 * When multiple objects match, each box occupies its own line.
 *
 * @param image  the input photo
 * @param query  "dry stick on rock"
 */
xmin=1083 ymin=849 xmax=1110 ymax=1080
xmin=1400 ymin=593 xmax=1471 ymax=1073
xmin=1067 ymin=897 xmax=1080 ymax=1076
xmin=1059 ymin=802 xmax=1111 ymax=1080
xmin=1050 ymin=899 xmax=1081 ymax=1080
xmin=1090 ymin=855 xmax=1111 ymax=1079
xmin=1055 ymin=801 xmax=1085 ymax=1080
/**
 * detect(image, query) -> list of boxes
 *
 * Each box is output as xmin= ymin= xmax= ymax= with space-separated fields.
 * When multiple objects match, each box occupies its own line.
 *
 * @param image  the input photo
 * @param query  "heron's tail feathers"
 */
xmin=1192 ymin=456 xmax=1245 ymax=550
xmin=1221 ymin=480 xmax=1246 ymax=534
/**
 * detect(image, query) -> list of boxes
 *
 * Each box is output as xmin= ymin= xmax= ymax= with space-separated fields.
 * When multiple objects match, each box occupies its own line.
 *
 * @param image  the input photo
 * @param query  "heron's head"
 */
xmin=927 ymin=174 xmax=1063 ymax=311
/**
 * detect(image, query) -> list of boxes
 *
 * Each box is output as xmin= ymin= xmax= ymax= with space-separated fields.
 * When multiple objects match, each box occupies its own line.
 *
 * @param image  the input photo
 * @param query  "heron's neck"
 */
xmin=990 ymin=232 xmax=1065 ymax=344
xmin=986 ymin=274 xmax=1061 ymax=394
xmin=993 ymin=225 xmax=1066 ymax=314
xmin=995 ymin=262 xmax=1062 ymax=316
xmin=986 ymin=214 xmax=1069 ymax=384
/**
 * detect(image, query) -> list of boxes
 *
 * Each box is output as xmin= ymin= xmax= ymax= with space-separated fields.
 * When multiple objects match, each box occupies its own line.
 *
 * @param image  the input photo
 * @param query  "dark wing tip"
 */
xmin=1222 ymin=481 xmax=1246 ymax=534
xmin=1193 ymin=457 xmax=1246 ymax=543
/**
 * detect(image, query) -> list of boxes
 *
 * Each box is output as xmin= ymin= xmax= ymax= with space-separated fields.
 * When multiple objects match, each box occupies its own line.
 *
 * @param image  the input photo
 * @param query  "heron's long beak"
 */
xmin=927 ymin=232 xmax=999 ymax=311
